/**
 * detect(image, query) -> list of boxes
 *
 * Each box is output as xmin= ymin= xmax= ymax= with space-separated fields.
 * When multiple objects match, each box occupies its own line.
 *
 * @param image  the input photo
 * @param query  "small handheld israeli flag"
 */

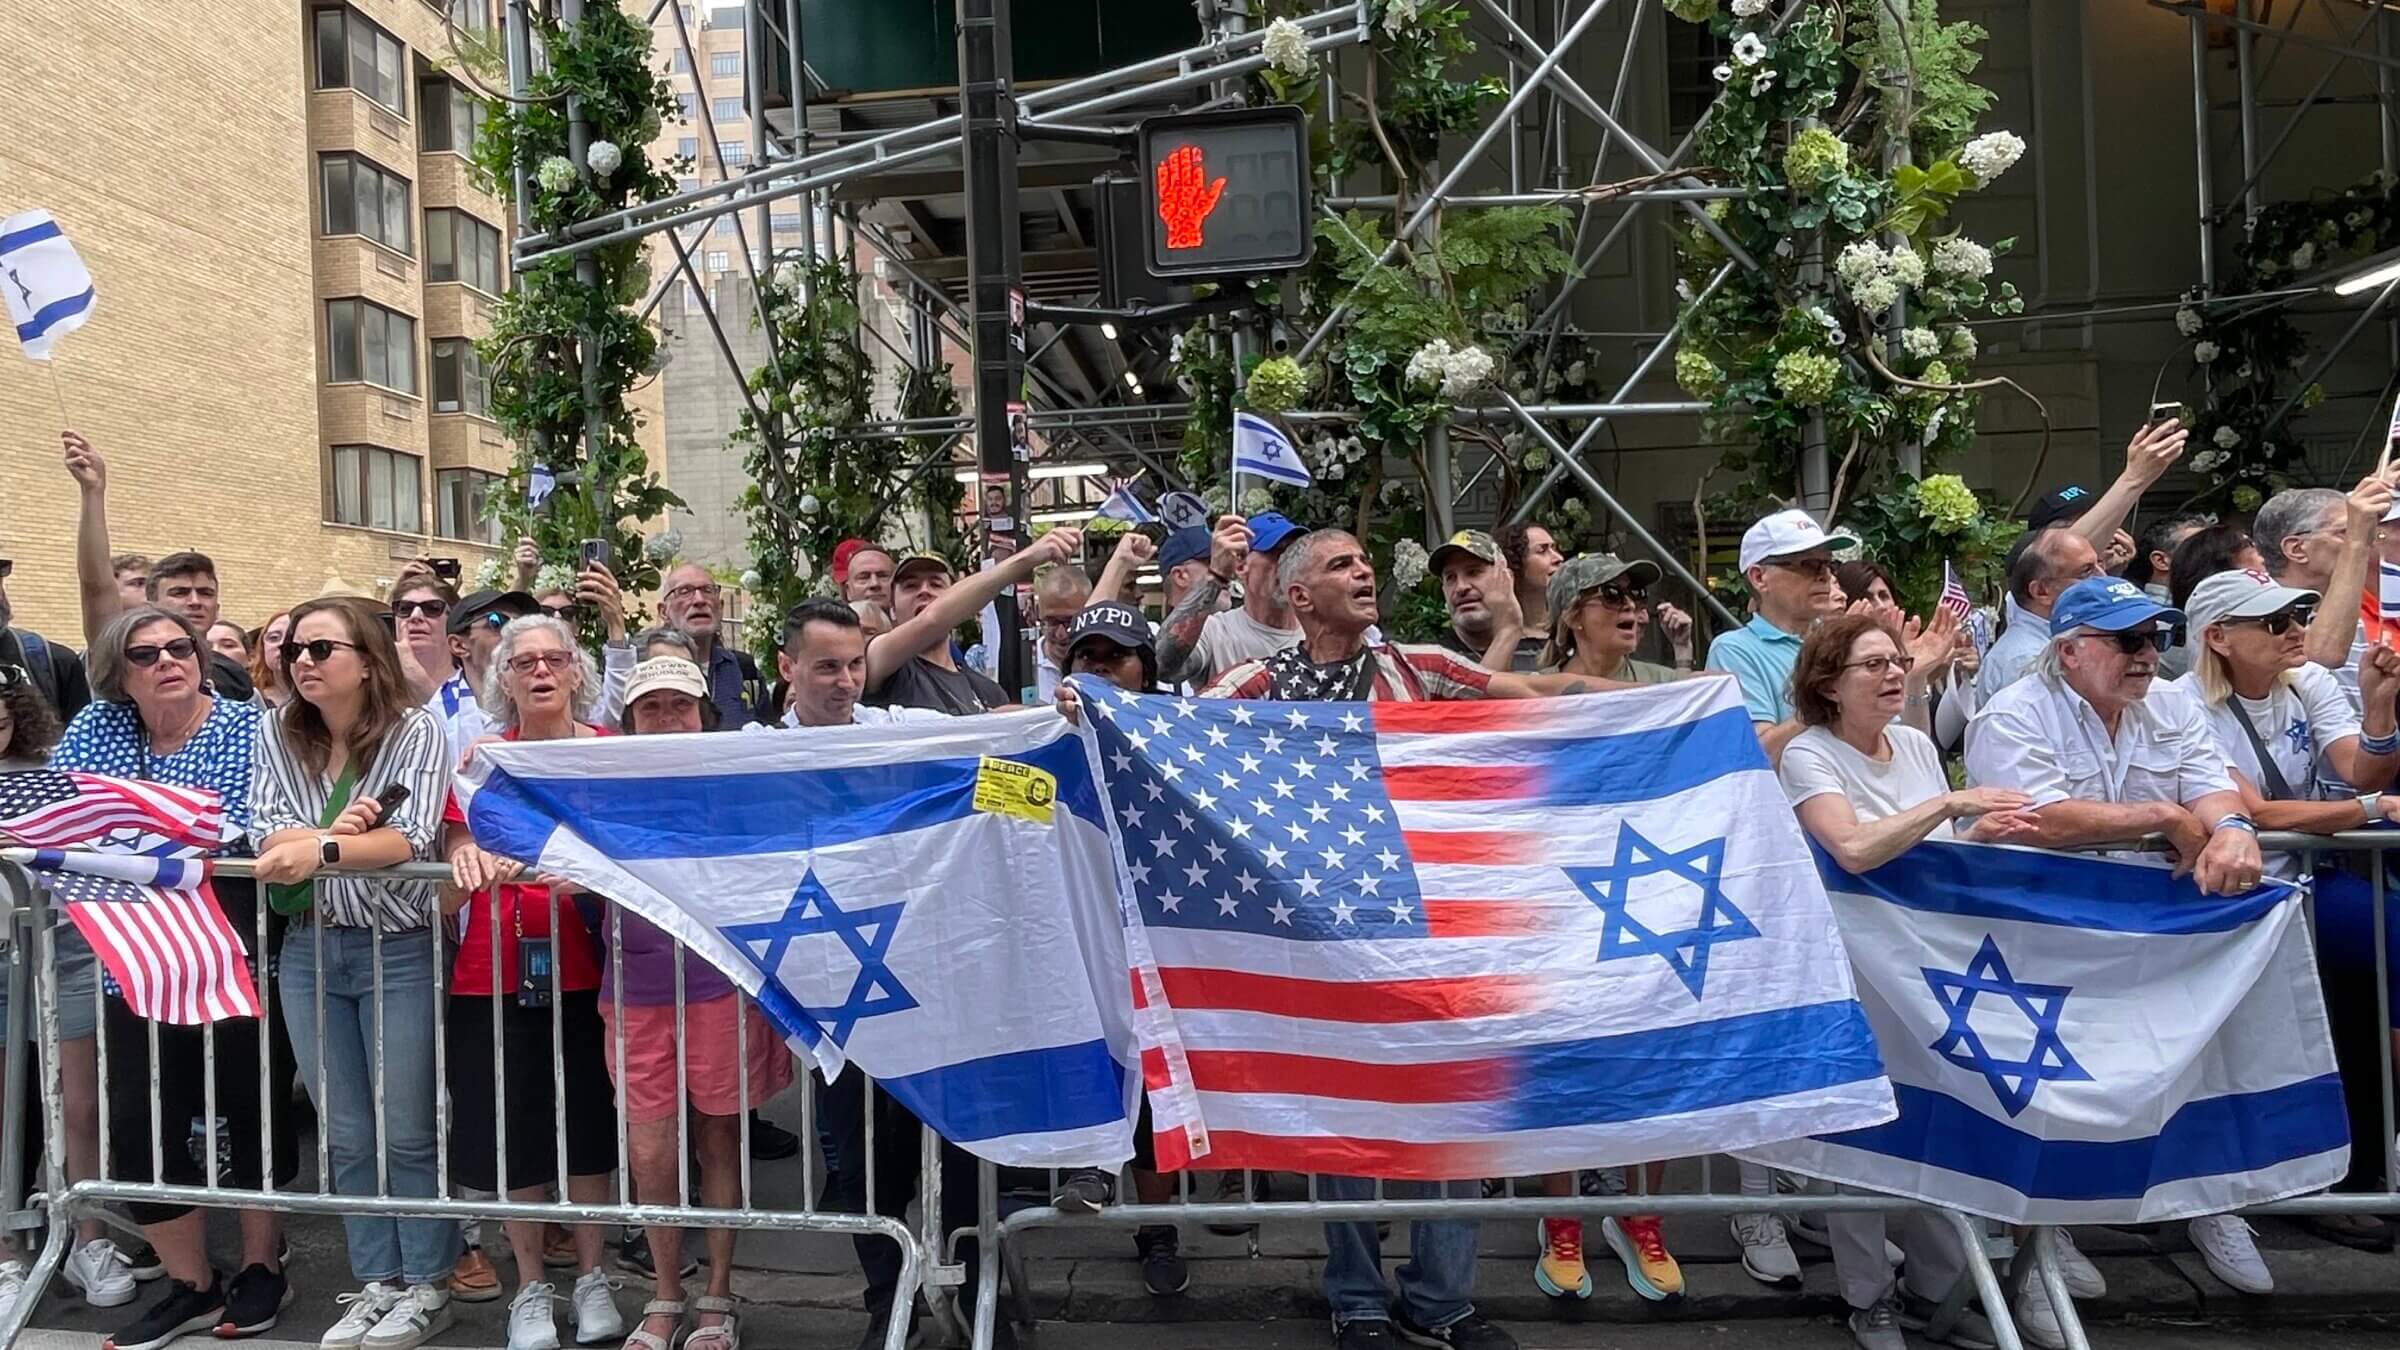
xmin=1158 ymin=490 xmax=1211 ymax=531
xmin=1095 ymin=480 xmax=1157 ymax=526
xmin=1232 ymin=412 xmax=1311 ymax=488
xmin=527 ymin=463 xmax=557 ymax=510
xmin=0 ymin=210 xmax=96 ymax=361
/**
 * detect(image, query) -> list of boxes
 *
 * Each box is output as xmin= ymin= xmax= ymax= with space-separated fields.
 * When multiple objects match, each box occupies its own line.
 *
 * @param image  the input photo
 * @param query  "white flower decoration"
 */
xmin=2213 ymin=425 xmax=2241 ymax=449
xmin=1885 ymin=244 xmax=1927 ymax=287
xmin=536 ymin=156 xmax=578 ymax=194
xmin=1946 ymin=326 xmax=1978 ymax=359
xmin=1732 ymin=0 xmax=1768 ymax=14
xmin=1901 ymin=327 xmax=1941 ymax=359
xmin=2189 ymin=449 xmax=2230 ymax=474
xmin=2193 ymin=340 xmax=2221 ymax=364
xmin=1854 ymin=277 xmax=1901 ymax=316
xmin=739 ymin=569 xmax=763 ymax=591
xmin=2175 ymin=306 xmax=2204 ymax=337
xmin=1712 ymin=63 xmax=1733 ymax=83
xmin=1930 ymin=236 xmax=1993 ymax=280
xmin=798 ymin=493 xmax=821 ymax=515
xmin=1565 ymin=360 xmax=1588 ymax=384
xmin=1835 ymin=240 xmax=1886 ymax=290
xmin=1731 ymin=32 xmax=1768 ymax=66
xmin=2290 ymin=242 xmax=2316 ymax=271
xmin=1262 ymin=17 xmax=1313 ymax=77
xmin=1751 ymin=70 xmax=1778 ymax=97
xmin=1391 ymin=539 xmax=1430 ymax=592
xmin=1958 ymin=130 xmax=2026 ymax=184
xmin=585 ymin=140 xmax=622 ymax=178
xmin=1380 ymin=0 xmax=1422 ymax=37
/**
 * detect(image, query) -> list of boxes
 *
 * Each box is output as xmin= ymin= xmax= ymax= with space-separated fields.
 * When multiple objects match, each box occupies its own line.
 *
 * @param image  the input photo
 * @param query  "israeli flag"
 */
xmin=1745 ymin=840 xmax=2349 ymax=1224
xmin=527 ymin=462 xmax=557 ymax=510
xmin=1096 ymin=480 xmax=1157 ymax=526
xmin=462 ymin=711 xmax=1141 ymax=1167
xmin=1159 ymin=490 xmax=1211 ymax=531
xmin=0 ymin=210 xmax=96 ymax=361
xmin=1232 ymin=411 xmax=1311 ymax=487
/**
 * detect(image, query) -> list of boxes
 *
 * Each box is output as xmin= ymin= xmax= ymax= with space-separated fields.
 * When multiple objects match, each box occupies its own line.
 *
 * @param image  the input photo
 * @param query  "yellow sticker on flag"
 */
xmin=973 ymin=757 xmax=1057 ymax=825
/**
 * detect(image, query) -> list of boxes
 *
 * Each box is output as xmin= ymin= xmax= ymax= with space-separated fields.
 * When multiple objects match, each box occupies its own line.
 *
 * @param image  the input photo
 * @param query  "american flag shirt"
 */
xmin=1201 ymin=642 xmax=1494 ymax=704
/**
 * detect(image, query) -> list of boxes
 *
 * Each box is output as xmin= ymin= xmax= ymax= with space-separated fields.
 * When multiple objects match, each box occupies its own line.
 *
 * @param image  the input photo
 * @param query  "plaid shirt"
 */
xmin=1201 ymin=642 xmax=1494 ymax=703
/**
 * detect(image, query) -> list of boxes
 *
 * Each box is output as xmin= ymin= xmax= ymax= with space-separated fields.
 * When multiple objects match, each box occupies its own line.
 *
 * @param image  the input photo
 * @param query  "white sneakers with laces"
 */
xmin=62 ymin=1236 xmax=136 ymax=1308
xmin=362 ymin=1283 xmax=454 ymax=1350
xmin=2048 ymin=1227 xmax=2106 ymax=1299
xmin=2012 ymin=1268 xmax=2068 ymax=1350
xmin=510 ymin=1281 xmax=563 ymax=1350
xmin=322 ymin=1282 xmax=403 ymax=1350
xmin=572 ymin=1268 xmax=625 ymax=1344
xmin=2189 ymin=1214 xmax=2273 ymax=1294
xmin=1729 ymin=1211 xmax=1801 ymax=1285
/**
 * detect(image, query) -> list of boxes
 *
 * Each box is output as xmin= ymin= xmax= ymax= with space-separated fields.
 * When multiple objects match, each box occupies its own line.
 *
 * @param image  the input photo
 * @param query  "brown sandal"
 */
xmin=684 ymin=1293 xmax=740 ymax=1350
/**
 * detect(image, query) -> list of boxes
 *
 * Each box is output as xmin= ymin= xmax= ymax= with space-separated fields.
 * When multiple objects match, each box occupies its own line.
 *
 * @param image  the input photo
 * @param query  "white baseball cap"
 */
xmin=1738 ymin=508 xmax=1860 ymax=573
xmin=2183 ymin=567 xmax=2318 ymax=634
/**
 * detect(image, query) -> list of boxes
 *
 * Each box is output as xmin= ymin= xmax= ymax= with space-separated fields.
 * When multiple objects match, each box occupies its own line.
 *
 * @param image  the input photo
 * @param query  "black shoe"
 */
xmin=1052 ymin=1167 xmax=1115 ymax=1214
xmin=1335 ymin=1321 xmax=1400 ymax=1349
xmin=617 ymin=1228 xmax=701 ymax=1281
xmin=750 ymin=1110 xmax=801 ymax=1161
xmin=1135 ymin=1225 xmax=1188 ymax=1296
xmin=2300 ymin=1211 xmax=2396 ymax=1253
xmin=214 ymin=1263 xmax=290 ymax=1339
xmin=1391 ymin=1308 xmax=1517 ymax=1350
xmin=104 ymin=1276 xmax=224 ymax=1350
xmin=121 ymin=1240 xmax=164 ymax=1282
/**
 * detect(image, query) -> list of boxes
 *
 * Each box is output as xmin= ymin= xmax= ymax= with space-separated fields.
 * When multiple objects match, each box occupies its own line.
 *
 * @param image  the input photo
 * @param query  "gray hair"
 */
xmin=481 ymin=615 xmax=602 ymax=728
xmin=89 ymin=606 xmax=204 ymax=705
xmin=2251 ymin=487 xmax=2343 ymax=577
xmin=1274 ymin=529 xmax=1326 ymax=599
xmin=633 ymin=625 xmax=696 ymax=661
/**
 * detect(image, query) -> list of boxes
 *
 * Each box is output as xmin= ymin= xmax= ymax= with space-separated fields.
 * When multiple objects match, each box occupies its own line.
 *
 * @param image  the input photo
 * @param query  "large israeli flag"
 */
xmin=1 ymin=210 xmax=96 ymax=361
xmin=463 ymin=711 xmax=1141 ymax=1167
xmin=1744 ymin=840 xmax=2349 ymax=1224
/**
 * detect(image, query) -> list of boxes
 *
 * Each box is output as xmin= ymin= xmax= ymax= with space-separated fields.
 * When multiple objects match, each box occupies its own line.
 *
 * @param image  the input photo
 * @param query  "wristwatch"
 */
xmin=2213 ymin=813 xmax=2259 ymax=835
xmin=2362 ymin=792 xmax=2384 ymax=825
xmin=317 ymin=834 xmax=341 ymax=867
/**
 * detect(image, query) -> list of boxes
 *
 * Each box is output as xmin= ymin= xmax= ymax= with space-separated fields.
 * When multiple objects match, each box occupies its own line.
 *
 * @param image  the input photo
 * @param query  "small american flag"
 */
xmin=0 ymin=770 xmax=227 ymax=852
xmin=1937 ymin=561 xmax=1973 ymax=623
xmin=1079 ymin=676 xmax=1893 ymax=1179
xmin=25 ymin=849 xmax=259 ymax=1024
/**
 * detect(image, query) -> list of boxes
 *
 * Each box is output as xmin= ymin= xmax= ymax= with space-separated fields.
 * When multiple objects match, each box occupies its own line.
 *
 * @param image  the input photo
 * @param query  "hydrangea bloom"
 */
xmin=1782 ymin=128 xmax=1848 ymax=192
xmin=1663 ymin=0 xmax=1718 ymax=22
xmin=798 ymin=493 xmax=821 ymax=515
xmin=2213 ymin=425 xmax=2241 ymax=450
xmin=1853 ymin=277 xmax=1901 ymax=315
xmin=1245 ymin=356 xmax=1307 ymax=413
xmin=645 ymin=530 xmax=683 ymax=563
xmin=1902 ymin=327 xmax=1941 ymax=359
xmin=1930 ymin=236 xmax=1993 ymax=281
xmin=1405 ymin=339 xmax=1494 ymax=399
xmin=2232 ymin=484 xmax=2262 ymax=512
xmin=1732 ymin=0 xmax=1768 ymax=14
xmin=533 ymin=563 xmax=577 ymax=598
xmin=1390 ymin=539 xmax=1430 ymax=592
xmin=739 ymin=569 xmax=763 ymax=592
xmin=1773 ymin=349 xmax=1840 ymax=405
xmin=585 ymin=140 xmax=622 ymax=177
xmin=2290 ymin=242 xmax=2316 ymax=271
xmin=1915 ymin=473 xmax=1980 ymax=535
xmin=1885 ymin=244 xmax=1927 ymax=287
xmin=473 ymin=557 xmax=507 ymax=591
xmin=2176 ymin=306 xmax=2204 ymax=337
xmin=1381 ymin=0 xmax=1425 ymax=36
xmin=1674 ymin=347 xmax=1722 ymax=395
xmin=2189 ymin=449 xmax=2229 ymax=474
xmin=1958 ymin=131 xmax=2026 ymax=183
xmin=2193 ymin=340 xmax=2221 ymax=364
xmin=1262 ymin=18 xmax=1312 ymax=77
xmin=1835 ymin=240 xmax=1887 ymax=290
xmin=536 ymin=156 xmax=578 ymax=193
xmin=1947 ymin=327 xmax=1978 ymax=358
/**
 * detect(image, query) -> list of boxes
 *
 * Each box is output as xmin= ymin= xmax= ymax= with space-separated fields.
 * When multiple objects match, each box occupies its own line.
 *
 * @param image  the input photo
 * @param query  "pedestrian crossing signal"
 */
xmin=1139 ymin=107 xmax=1312 ymax=279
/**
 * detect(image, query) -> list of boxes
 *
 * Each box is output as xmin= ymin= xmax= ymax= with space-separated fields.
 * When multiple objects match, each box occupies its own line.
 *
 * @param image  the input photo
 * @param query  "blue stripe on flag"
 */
xmin=468 ymin=730 xmax=1105 ymax=862
xmin=1813 ymin=839 xmax=2296 ymax=935
xmin=16 ymin=287 xmax=93 ymax=342
xmin=1823 ymin=1078 xmax=2348 ymax=1202
xmin=878 ymin=1039 xmax=1126 ymax=1142
xmin=1528 ymin=706 xmax=1769 ymax=806
xmin=1506 ymin=998 xmax=1884 ymax=1131
xmin=0 ymin=219 xmax=63 ymax=255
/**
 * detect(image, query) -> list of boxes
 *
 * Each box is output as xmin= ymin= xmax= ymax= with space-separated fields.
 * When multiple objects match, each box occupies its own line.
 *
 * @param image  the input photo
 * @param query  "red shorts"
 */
xmin=600 ymin=995 xmax=795 ymax=1125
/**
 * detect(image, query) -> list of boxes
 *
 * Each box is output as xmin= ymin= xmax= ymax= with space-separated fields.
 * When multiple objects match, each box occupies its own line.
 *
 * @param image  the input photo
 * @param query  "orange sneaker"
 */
xmin=1533 ymin=1217 xmax=1592 ymax=1299
xmin=1603 ymin=1214 xmax=1684 ymax=1301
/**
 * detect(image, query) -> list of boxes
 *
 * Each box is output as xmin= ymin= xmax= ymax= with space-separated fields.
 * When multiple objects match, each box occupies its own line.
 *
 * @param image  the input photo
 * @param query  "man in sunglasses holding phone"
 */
xmin=1964 ymin=577 xmax=2263 ymax=894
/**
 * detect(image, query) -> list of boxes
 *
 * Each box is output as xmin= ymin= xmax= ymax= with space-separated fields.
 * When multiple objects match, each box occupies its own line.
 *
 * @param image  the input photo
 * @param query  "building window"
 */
xmin=679 ymin=176 xmax=699 ymax=194
xmin=675 ymin=92 xmax=695 ymax=118
xmin=319 ymin=153 xmax=412 ymax=255
xmin=706 ymin=250 xmax=729 ymax=271
xmin=672 ymin=49 xmax=692 ymax=73
xmin=721 ymin=144 xmax=749 ymax=169
xmin=328 ymin=444 xmax=423 ymax=533
xmin=710 ymin=52 xmax=741 ymax=79
xmin=425 ymin=208 xmax=502 ymax=292
xmin=444 ymin=0 xmax=492 ymax=33
xmin=707 ymin=3 xmax=745 ymax=31
xmin=711 ymin=97 xmax=742 ymax=122
xmin=770 ymin=213 xmax=802 ymax=234
xmin=419 ymin=78 xmax=486 ymax=154
xmin=430 ymin=339 xmax=491 ymax=416
xmin=714 ymin=216 xmax=735 ymax=236
xmin=677 ymin=136 xmax=697 ymax=159
xmin=1666 ymin=25 xmax=1732 ymax=133
xmin=325 ymin=298 xmax=418 ymax=393
xmin=437 ymin=468 xmax=505 ymax=544
xmin=313 ymin=8 xmax=408 ymax=117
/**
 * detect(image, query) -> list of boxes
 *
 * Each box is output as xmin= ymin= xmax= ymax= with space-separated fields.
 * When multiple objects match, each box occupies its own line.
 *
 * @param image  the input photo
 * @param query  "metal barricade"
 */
xmin=0 ymin=854 xmax=962 ymax=1350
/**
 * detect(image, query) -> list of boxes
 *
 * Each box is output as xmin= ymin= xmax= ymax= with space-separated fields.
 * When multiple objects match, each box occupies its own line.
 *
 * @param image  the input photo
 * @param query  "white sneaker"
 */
xmin=362 ymin=1283 xmax=454 ymax=1350
xmin=2049 ymin=1227 xmax=2106 ymax=1299
xmin=571 ymin=1268 xmax=624 ymax=1345
xmin=508 ymin=1281 xmax=563 ymax=1350
xmin=0 ymin=1260 xmax=25 ymax=1328
xmin=321 ymin=1283 xmax=403 ymax=1350
xmin=2189 ymin=1214 xmax=2273 ymax=1294
xmin=62 ymin=1236 xmax=136 ymax=1309
xmin=2013 ymin=1270 xmax=2069 ymax=1350
xmin=1730 ymin=1211 xmax=1801 ymax=1286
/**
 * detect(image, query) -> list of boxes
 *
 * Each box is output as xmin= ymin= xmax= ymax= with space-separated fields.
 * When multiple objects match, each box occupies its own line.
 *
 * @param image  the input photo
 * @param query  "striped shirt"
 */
xmin=1202 ymin=642 xmax=1494 ymax=703
xmin=247 ymin=705 xmax=449 ymax=931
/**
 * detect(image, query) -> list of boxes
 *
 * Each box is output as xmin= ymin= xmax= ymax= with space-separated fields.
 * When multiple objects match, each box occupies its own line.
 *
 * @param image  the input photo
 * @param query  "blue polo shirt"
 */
xmin=1705 ymin=614 xmax=1806 ymax=725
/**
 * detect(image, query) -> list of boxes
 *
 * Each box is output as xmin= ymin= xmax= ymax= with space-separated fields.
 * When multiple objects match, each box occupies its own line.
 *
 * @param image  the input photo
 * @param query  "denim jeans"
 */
xmin=281 ymin=924 xmax=459 ymax=1286
xmin=1318 ymin=1175 xmax=1482 ymax=1328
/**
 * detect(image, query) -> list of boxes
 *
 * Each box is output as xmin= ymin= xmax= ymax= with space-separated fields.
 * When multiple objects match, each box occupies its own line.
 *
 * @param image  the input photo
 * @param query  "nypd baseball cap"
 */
xmin=2027 ymin=485 xmax=2094 ymax=531
xmin=2050 ymin=576 xmax=2185 ymax=634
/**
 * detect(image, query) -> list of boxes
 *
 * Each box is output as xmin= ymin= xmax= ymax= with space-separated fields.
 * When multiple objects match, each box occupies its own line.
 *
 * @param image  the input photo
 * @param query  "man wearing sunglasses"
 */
xmin=434 ymin=589 xmax=541 ymax=764
xmin=1965 ymin=577 xmax=2263 ymax=896
xmin=1706 ymin=509 xmax=1858 ymax=768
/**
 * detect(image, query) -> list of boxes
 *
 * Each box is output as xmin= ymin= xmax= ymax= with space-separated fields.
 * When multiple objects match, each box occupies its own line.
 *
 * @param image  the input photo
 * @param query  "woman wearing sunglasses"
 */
xmin=440 ymin=614 xmax=624 ymax=1350
xmin=1537 ymin=554 xmax=1694 ymax=685
xmin=46 ymin=607 xmax=295 ymax=1348
xmin=249 ymin=595 xmax=456 ymax=1350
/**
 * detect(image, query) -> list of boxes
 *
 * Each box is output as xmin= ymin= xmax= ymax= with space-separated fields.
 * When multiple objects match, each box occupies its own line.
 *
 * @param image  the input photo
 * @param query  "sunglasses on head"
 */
xmin=279 ymin=638 xmax=361 ymax=667
xmin=2222 ymin=604 xmax=2317 ymax=637
xmin=393 ymin=598 xmax=450 ymax=620
xmin=126 ymin=637 xmax=199 ymax=667
xmin=2096 ymin=629 xmax=2172 ymax=655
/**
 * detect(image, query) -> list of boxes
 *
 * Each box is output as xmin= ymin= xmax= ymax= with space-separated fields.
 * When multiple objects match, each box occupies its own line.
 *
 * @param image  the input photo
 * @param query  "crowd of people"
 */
xmin=2 ymin=418 xmax=2399 ymax=1350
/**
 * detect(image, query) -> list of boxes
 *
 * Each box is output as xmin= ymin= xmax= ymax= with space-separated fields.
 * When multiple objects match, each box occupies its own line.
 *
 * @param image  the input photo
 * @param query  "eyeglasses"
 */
xmin=665 ymin=582 xmax=722 ymax=602
xmin=2095 ymin=629 xmax=2172 ymax=655
xmin=2222 ymin=604 xmax=2318 ymax=637
xmin=393 ymin=598 xmax=450 ymax=620
xmin=126 ymin=638 xmax=200 ymax=667
xmin=1768 ymin=557 xmax=1837 ymax=579
xmin=280 ymin=638 xmax=361 ymax=666
xmin=1038 ymin=615 xmax=1077 ymax=631
xmin=506 ymin=650 xmax=575 ymax=674
xmin=538 ymin=603 xmax=577 ymax=620
xmin=1841 ymin=653 xmax=1917 ymax=675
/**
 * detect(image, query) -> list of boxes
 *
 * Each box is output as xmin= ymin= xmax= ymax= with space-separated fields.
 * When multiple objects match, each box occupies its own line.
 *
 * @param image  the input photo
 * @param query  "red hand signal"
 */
xmin=1154 ymin=144 xmax=1228 ymax=251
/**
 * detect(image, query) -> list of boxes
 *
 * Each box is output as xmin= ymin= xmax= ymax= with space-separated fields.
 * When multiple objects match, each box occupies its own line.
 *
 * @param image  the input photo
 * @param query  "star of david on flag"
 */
xmin=1921 ymin=935 xmax=2090 ymax=1117
xmin=1079 ymin=674 xmax=1893 ymax=1180
xmin=722 ymin=870 xmax=918 ymax=1049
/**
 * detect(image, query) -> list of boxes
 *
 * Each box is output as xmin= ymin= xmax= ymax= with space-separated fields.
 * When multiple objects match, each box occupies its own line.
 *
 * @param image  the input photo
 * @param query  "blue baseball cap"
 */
xmin=2049 ymin=576 xmax=2185 ymax=635
xmin=1159 ymin=527 xmax=1211 ymax=571
xmin=1247 ymin=511 xmax=1305 ymax=554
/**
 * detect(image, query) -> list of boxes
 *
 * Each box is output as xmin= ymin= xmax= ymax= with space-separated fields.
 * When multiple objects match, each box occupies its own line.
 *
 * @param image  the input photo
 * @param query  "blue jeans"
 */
xmin=1318 ymin=1176 xmax=1482 ymax=1328
xmin=281 ymin=925 xmax=459 ymax=1286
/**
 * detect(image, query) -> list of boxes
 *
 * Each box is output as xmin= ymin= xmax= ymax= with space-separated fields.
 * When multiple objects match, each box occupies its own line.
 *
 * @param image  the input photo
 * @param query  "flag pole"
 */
xmin=44 ymin=361 xmax=68 ymax=427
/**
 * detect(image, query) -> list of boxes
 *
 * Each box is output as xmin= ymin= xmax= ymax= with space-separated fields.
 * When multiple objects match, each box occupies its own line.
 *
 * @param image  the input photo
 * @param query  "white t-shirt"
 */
xmin=1780 ymin=723 xmax=1955 ymax=831
xmin=2172 ymin=663 xmax=2359 ymax=801
xmin=1187 ymin=606 xmax=1302 ymax=688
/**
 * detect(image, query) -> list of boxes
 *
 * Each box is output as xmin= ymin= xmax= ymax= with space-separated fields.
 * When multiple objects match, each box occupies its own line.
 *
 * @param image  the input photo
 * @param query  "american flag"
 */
xmin=1937 ymin=561 xmax=1973 ymax=623
xmin=22 ymin=849 xmax=260 ymax=1024
xmin=1076 ymin=674 xmax=1895 ymax=1180
xmin=0 ymin=770 xmax=227 ymax=852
